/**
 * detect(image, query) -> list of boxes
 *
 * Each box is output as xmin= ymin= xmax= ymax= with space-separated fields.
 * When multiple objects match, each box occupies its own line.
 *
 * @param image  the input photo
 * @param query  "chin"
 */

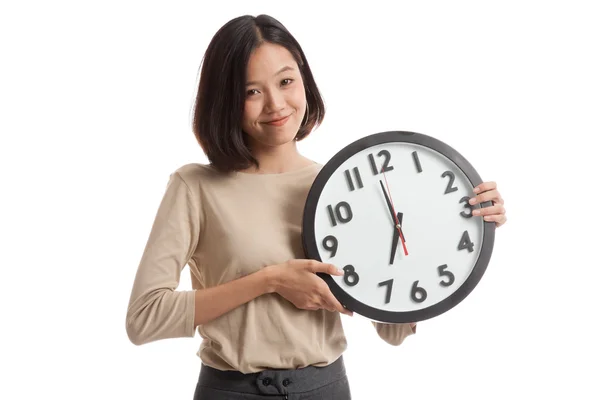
xmin=260 ymin=133 xmax=297 ymax=148
xmin=249 ymin=125 xmax=301 ymax=148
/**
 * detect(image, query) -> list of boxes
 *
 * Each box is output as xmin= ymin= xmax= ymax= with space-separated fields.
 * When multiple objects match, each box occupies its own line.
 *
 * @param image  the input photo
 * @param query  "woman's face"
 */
xmin=241 ymin=42 xmax=307 ymax=151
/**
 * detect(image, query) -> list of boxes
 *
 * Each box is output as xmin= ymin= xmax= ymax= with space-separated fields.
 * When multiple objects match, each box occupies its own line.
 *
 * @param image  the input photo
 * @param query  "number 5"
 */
xmin=438 ymin=264 xmax=455 ymax=287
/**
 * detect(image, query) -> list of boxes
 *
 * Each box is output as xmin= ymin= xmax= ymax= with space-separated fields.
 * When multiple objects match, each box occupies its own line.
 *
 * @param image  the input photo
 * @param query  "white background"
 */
xmin=1 ymin=1 xmax=599 ymax=399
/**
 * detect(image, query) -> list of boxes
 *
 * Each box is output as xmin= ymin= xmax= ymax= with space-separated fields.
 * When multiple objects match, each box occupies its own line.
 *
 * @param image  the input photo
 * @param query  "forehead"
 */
xmin=246 ymin=42 xmax=299 ymax=79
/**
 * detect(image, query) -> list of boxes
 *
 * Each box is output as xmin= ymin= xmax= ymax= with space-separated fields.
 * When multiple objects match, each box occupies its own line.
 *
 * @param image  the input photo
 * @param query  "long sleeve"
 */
xmin=126 ymin=171 xmax=201 ymax=345
xmin=371 ymin=321 xmax=416 ymax=346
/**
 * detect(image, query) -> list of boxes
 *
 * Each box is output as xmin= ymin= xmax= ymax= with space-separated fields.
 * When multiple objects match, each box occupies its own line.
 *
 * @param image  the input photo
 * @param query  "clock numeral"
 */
xmin=378 ymin=278 xmax=394 ymax=304
xmin=326 ymin=201 xmax=353 ymax=227
xmin=322 ymin=235 xmax=338 ymax=258
xmin=459 ymin=195 xmax=475 ymax=218
xmin=412 ymin=151 xmax=423 ymax=173
xmin=410 ymin=280 xmax=427 ymax=303
xmin=437 ymin=264 xmax=455 ymax=287
xmin=344 ymin=167 xmax=364 ymax=191
xmin=458 ymin=230 xmax=475 ymax=252
xmin=442 ymin=170 xmax=459 ymax=194
xmin=368 ymin=150 xmax=394 ymax=175
xmin=342 ymin=265 xmax=360 ymax=287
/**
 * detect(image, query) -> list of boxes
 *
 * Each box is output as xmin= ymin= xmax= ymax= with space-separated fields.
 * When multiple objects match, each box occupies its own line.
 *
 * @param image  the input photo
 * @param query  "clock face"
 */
xmin=302 ymin=131 xmax=495 ymax=323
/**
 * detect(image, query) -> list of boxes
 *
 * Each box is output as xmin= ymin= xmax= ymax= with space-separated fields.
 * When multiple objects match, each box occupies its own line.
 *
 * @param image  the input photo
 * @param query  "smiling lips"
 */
xmin=263 ymin=114 xmax=290 ymax=126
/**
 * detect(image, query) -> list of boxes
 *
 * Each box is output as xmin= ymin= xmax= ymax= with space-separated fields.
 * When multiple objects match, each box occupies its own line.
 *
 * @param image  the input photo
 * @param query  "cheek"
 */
xmin=242 ymin=101 xmax=260 ymax=127
xmin=291 ymin=87 xmax=307 ymax=111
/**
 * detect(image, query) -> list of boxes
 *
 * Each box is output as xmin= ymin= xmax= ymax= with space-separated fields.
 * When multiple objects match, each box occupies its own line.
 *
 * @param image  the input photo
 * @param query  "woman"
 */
xmin=125 ymin=14 xmax=508 ymax=399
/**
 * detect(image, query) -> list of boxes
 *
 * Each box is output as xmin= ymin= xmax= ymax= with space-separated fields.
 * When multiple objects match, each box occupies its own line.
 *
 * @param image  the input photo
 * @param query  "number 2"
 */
xmin=442 ymin=171 xmax=458 ymax=194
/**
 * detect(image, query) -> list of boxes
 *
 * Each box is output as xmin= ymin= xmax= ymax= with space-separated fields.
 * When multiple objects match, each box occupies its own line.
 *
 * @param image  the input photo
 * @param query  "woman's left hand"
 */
xmin=469 ymin=181 xmax=507 ymax=227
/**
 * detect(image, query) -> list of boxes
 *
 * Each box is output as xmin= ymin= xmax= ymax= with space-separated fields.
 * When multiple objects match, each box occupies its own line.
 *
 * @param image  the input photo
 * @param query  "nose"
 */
xmin=264 ymin=89 xmax=286 ymax=112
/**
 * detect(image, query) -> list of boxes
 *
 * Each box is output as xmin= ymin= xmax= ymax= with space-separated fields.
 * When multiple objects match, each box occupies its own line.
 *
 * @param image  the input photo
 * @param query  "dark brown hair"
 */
xmin=191 ymin=14 xmax=326 ymax=173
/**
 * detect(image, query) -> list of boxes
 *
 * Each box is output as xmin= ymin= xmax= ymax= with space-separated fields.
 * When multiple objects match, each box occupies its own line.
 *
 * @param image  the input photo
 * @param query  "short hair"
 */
xmin=191 ymin=14 xmax=326 ymax=173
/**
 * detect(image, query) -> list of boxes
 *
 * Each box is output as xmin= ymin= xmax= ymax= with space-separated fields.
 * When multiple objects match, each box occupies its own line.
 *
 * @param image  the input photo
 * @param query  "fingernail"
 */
xmin=469 ymin=198 xmax=477 ymax=205
xmin=472 ymin=209 xmax=480 ymax=215
xmin=473 ymin=187 xmax=480 ymax=193
xmin=336 ymin=268 xmax=344 ymax=275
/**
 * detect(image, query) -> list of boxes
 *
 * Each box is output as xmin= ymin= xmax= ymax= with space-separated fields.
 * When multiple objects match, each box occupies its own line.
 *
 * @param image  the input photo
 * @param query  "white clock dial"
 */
xmin=314 ymin=142 xmax=484 ymax=313
xmin=303 ymin=131 xmax=495 ymax=323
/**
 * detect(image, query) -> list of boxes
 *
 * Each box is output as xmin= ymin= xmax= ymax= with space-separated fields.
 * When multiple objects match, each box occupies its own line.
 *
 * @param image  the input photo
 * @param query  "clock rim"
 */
xmin=301 ymin=130 xmax=496 ymax=323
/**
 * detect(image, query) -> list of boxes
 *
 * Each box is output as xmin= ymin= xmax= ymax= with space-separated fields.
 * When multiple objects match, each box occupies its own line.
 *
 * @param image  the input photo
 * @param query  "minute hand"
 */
xmin=379 ymin=179 xmax=408 ymax=256
xmin=379 ymin=180 xmax=397 ymax=225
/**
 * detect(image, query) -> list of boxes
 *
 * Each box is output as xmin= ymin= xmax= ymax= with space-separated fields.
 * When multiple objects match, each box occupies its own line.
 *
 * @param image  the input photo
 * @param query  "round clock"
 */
xmin=302 ymin=131 xmax=495 ymax=323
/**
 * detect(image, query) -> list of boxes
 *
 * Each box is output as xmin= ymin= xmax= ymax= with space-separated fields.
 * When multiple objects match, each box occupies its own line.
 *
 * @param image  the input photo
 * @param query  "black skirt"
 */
xmin=193 ymin=355 xmax=351 ymax=399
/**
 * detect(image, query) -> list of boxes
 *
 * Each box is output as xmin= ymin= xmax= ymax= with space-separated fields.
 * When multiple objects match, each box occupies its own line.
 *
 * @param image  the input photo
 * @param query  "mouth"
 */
xmin=263 ymin=114 xmax=291 ymax=126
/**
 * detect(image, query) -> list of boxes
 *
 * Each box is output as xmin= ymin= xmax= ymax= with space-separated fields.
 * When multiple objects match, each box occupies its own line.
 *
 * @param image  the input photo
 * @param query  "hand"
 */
xmin=390 ymin=212 xmax=406 ymax=264
xmin=268 ymin=260 xmax=354 ymax=316
xmin=379 ymin=179 xmax=408 ymax=256
xmin=379 ymin=180 xmax=398 ymax=227
xmin=469 ymin=181 xmax=507 ymax=227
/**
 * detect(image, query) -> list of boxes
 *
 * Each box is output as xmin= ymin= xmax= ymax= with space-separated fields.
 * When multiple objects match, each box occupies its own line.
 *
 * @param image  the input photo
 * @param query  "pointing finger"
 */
xmin=469 ymin=189 xmax=500 ymax=205
xmin=473 ymin=181 xmax=496 ymax=194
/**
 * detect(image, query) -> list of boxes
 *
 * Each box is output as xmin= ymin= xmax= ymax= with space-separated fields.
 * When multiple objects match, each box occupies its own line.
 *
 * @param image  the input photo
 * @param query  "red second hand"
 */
xmin=382 ymin=169 xmax=408 ymax=256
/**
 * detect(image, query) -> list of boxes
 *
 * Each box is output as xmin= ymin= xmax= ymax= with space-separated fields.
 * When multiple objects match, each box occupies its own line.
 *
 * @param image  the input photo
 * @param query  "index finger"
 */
xmin=310 ymin=262 xmax=344 ymax=276
xmin=473 ymin=181 xmax=496 ymax=194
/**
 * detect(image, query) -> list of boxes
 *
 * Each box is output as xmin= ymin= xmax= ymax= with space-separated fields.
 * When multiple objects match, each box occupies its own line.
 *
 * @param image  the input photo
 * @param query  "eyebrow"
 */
xmin=245 ymin=66 xmax=296 ymax=87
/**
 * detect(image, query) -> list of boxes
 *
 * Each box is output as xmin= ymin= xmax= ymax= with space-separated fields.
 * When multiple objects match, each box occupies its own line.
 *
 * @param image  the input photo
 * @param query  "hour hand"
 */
xmin=390 ymin=228 xmax=400 ymax=264
xmin=390 ymin=212 xmax=404 ymax=264
xmin=396 ymin=211 xmax=406 ymax=242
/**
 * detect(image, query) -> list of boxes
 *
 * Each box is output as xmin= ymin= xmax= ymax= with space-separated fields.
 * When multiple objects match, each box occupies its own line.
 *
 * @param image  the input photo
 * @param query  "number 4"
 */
xmin=458 ymin=230 xmax=474 ymax=252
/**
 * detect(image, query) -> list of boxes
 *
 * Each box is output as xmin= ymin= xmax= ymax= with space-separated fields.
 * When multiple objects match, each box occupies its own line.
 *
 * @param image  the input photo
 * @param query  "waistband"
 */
xmin=197 ymin=356 xmax=347 ymax=396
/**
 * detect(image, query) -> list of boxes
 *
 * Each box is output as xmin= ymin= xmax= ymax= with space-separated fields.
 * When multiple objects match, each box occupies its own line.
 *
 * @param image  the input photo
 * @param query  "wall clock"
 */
xmin=302 ymin=131 xmax=495 ymax=323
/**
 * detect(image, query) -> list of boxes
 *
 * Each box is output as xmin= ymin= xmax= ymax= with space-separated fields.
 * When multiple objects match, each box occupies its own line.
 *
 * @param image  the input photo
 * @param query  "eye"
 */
xmin=281 ymin=78 xmax=294 ymax=86
xmin=246 ymin=89 xmax=259 ymax=96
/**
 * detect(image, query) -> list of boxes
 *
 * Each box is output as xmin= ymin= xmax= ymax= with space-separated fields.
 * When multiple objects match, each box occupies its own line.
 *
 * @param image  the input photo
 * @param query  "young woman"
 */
xmin=126 ymin=14 xmax=508 ymax=400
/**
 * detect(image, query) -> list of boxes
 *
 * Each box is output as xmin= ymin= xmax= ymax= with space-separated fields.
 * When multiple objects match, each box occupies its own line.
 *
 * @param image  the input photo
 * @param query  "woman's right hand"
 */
xmin=267 ymin=259 xmax=354 ymax=316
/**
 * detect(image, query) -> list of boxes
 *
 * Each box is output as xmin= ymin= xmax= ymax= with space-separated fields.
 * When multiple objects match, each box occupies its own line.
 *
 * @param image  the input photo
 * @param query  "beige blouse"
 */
xmin=126 ymin=162 xmax=415 ymax=373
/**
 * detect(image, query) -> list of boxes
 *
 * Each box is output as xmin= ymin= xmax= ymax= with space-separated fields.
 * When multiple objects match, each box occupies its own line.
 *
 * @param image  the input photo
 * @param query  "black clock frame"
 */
xmin=301 ymin=131 xmax=496 ymax=323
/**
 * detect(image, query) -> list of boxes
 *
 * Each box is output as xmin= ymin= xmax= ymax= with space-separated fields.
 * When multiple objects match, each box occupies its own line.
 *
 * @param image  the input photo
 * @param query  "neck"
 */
xmin=243 ymin=141 xmax=312 ymax=174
